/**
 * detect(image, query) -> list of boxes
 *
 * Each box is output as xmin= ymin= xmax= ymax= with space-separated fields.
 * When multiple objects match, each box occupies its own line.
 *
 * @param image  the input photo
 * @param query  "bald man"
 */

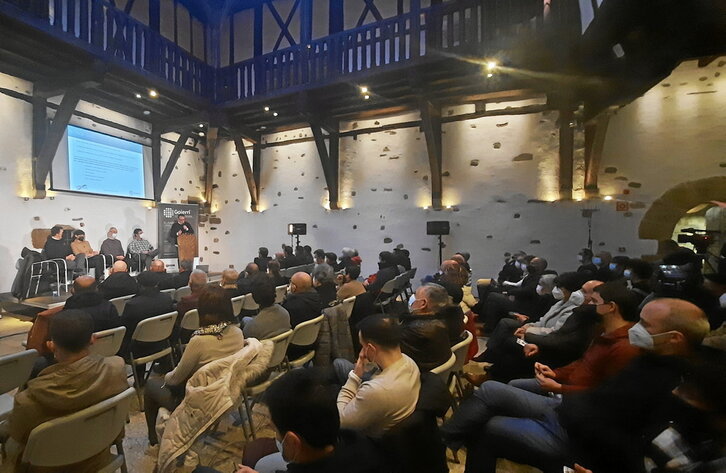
xmin=282 ymin=272 xmax=322 ymax=359
xmin=176 ymin=269 xmax=208 ymax=344
xmin=98 ymin=260 xmax=138 ymax=300
xmin=147 ymin=259 xmax=175 ymax=290
xmin=443 ymin=298 xmax=710 ymax=473
xmin=236 ymin=262 xmax=262 ymax=296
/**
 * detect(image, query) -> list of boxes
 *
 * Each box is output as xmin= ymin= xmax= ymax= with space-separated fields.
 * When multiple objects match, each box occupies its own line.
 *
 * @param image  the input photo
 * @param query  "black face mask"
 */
xmin=78 ymin=237 xmax=85 ymax=241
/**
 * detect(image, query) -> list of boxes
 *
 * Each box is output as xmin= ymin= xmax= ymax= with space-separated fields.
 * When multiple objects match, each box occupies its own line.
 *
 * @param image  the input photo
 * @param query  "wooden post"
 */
xmin=151 ymin=126 xmax=162 ymax=201
xmin=156 ymin=128 xmax=193 ymax=201
xmin=233 ymin=134 xmax=260 ymax=211
xmin=584 ymin=112 xmax=611 ymax=197
xmin=419 ymin=99 xmax=443 ymax=210
xmin=558 ymin=108 xmax=574 ymax=200
xmin=203 ymin=127 xmax=218 ymax=206
xmin=311 ymin=122 xmax=340 ymax=210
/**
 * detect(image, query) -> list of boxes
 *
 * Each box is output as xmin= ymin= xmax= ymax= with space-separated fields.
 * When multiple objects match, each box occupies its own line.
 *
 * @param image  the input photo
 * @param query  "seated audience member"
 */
xmin=43 ymin=225 xmax=86 ymax=275
xmin=339 ymin=247 xmax=358 ymax=269
xmin=177 ymin=269 xmax=208 ymax=315
xmin=267 ymin=260 xmax=289 ymax=287
xmin=99 ymin=260 xmax=138 ymax=300
xmin=337 ymin=265 xmax=366 ymax=301
xmin=440 ymin=259 xmax=476 ymax=312
xmin=220 ymin=269 xmax=242 ymax=297
xmin=451 ymin=253 xmax=472 ymax=285
xmin=144 ymin=286 xmax=244 ymax=445
xmin=592 ymin=251 xmax=614 ymax=282
xmin=313 ymin=248 xmax=326 ymax=268
xmin=442 ymin=298 xmax=710 ymax=473
xmin=313 ymin=264 xmax=338 ymax=307
xmin=3 ymin=310 xmax=128 ymax=471
xmin=302 ymin=245 xmax=314 ymax=264
xmin=244 ymin=278 xmax=291 ymax=340
xmin=149 ymin=259 xmax=176 ymax=290
xmin=510 ymin=281 xmax=641 ymax=394
xmin=334 ymin=315 xmax=421 ymax=438
xmin=625 ymin=258 xmax=654 ymax=303
xmin=365 ymin=251 xmax=400 ymax=296
xmin=577 ymin=248 xmax=598 ymax=275
xmin=127 ymin=227 xmax=159 ymax=271
xmin=199 ymin=369 xmax=387 ymax=473
xmin=119 ymin=271 xmax=175 ymax=362
xmin=174 ymin=259 xmax=193 ymax=288
xmin=516 ymin=271 xmax=586 ymax=336
xmin=70 ymin=229 xmax=106 ymax=282
xmin=497 ymin=251 xmax=525 ymax=285
xmin=528 ymin=273 xmax=558 ymax=322
xmin=282 ymin=272 xmax=322 ymax=359
xmin=99 ymin=226 xmax=125 ymax=261
xmin=325 ymin=252 xmax=341 ymax=272
xmin=279 ymin=245 xmax=298 ymax=269
xmin=609 ymin=255 xmax=630 ymax=280
xmin=64 ymin=276 xmax=122 ymax=332
xmin=237 ymin=263 xmax=263 ymax=295
xmin=254 ymin=247 xmax=272 ymax=272
xmin=400 ymin=284 xmax=456 ymax=371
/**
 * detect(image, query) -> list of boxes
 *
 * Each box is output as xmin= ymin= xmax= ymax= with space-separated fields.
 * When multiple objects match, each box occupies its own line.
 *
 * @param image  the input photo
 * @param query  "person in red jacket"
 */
xmin=509 ymin=281 xmax=642 ymax=395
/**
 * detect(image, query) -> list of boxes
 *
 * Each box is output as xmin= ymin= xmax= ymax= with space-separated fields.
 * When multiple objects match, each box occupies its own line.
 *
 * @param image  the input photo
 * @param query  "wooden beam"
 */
xmin=311 ymin=122 xmax=340 ymax=210
xmin=584 ymin=112 xmax=611 ymax=196
xmin=156 ymin=129 xmax=193 ymax=201
xmin=558 ymin=109 xmax=575 ymax=200
xmin=252 ymin=141 xmax=261 ymax=211
xmin=31 ymin=95 xmax=48 ymax=158
xmin=151 ymin=126 xmax=162 ymax=201
xmin=233 ymin=134 xmax=260 ymax=211
xmin=329 ymin=0 xmax=344 ymax=34
xmin=419 ymin=99 xmax=443 ymax=210
xmin=203 ymin=127 xmax=218 ymax=205
xmin=33 ymin=88 xmax=82 ymax=195
xmin=300 ymin=0 xmax=313 ymax=44
xmin=158 ymin=112 xmax=210 ymax=134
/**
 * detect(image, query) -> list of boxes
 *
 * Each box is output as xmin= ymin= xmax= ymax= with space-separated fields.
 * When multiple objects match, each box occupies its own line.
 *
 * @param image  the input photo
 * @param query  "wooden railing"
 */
xmin=0 ymin=0 xmax=213 ymax=97
xmin=216 ymin=0 xmax=553 ymax=103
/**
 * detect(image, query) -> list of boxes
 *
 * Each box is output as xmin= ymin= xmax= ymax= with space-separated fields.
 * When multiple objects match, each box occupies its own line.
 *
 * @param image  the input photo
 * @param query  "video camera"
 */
xmin=677 ymin=228 xmax=718 ymax=254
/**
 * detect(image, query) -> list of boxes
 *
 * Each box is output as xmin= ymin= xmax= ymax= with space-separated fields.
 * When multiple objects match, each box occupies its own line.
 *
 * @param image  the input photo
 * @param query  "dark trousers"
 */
xmin=144 ymin=377 xmax=184 ymax=445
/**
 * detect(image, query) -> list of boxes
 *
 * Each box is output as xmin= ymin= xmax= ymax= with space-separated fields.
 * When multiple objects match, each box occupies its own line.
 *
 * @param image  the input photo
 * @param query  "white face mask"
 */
xmin=109 ymin=233 xmax=117 ymax=239
xmin=569 ymin=289 xmax=585 ymax=306
xmin=577 ymin=254 xmax=583 ymax=263
xmin=536 ymin=284 xmax=546 ymax=296
xmin=592 ymin=257 xmax=602 ymax=265
xmin=608 ymin=263 xmax=617 ymax=271
xmin=408 ymin=294 xmax=417 ymax=312
xmin=551 ymin=286 xmax=564 ymax=300
xmin=628 ymin=322 xmax=655 ymax=349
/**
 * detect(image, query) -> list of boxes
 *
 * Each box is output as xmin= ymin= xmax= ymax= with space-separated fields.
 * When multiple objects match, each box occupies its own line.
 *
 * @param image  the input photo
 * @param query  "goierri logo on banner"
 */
xmin=157 ymin=203 xmax=199 ymax=259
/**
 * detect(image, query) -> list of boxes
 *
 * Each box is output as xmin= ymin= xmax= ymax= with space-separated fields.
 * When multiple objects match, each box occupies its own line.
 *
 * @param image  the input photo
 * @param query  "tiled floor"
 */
xmin=1 ymin=313 xmax=536 ymax=472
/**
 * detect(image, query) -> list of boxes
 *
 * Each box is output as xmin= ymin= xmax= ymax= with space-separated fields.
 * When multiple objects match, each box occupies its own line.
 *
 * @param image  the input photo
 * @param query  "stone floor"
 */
xmin=0 ymin=312 xmax=537 ymax=473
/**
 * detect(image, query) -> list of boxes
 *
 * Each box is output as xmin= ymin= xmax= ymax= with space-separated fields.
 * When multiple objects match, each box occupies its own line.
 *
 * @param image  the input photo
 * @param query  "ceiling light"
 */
xmin=142 ymin=110 xmax=151 ymax=115
xmin=360 ymin=86 xmax=369 ymax=93
xmin=135 ymin=93 xmax=142 ymax=99
xmin=273 ymin=112 xmax=278 ymax=117
xmin=423 ymin=206 xmax=429 ymax=210
xmin=446 ymin=205 xmax=452 ymax=209
xmin=364 ymin=94 xmax=370 ymax=100
xmin=485 ymin=60 xmax=498 ymax=71
xmin=264 ymin=106 xmax=270 ymax=112
xmin=603 ymin=195 xmax=613 ymax=201
xmin=198 ymin=131 xmax=205 ymax=137
xmin=148 ymin=89 xmax=158 ymax=98
xmin=487 ymin=73 xmax=493 ymax=78
xmin=198 ymin=123 xmax=204 ymax=128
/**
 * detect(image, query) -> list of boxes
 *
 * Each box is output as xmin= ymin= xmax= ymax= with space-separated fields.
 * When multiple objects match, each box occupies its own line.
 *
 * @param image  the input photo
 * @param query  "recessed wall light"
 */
xmin=149 ymin=89 xmax=158 ymax=98
xmin=603 ymin=195 xmax=613 ymax=201
xmin=273 ymin=112 xmax=278 ymax=117
xmin=142 ymin=110 xmax=151 ymax=115
xmin=198 ymin=131 xmax=205 ymax=137
xmin=264 ymin=106 xmax=270 ymax=112
xmin=364 ymin=94 xmax=370 ymax=100
xmin=198 ymin=123 xmax=204 ymax=128
xmin=360 ymin=86 xmax=369 ymax=93
xmin=135 ymin=93 xmax=142 ymax=99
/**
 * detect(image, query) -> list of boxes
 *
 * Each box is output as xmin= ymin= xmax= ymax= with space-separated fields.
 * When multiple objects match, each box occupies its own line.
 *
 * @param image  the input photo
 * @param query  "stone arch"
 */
xmin=639 ymin=176 xmax=726 ymax=245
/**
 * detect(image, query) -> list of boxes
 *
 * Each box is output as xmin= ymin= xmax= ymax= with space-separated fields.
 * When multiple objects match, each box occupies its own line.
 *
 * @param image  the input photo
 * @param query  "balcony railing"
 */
xmin=1 ymin=0 xmax=574 ymax=104
xmin=0 ymin=0 xmax=213 ymax=97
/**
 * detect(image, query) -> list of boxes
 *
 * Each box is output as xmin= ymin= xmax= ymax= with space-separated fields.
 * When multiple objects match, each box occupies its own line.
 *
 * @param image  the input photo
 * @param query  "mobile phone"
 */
xmin=516 ymin=338 xmax=527 ymax=347
xmin=563 ymin=467 xmax=575 ymax=473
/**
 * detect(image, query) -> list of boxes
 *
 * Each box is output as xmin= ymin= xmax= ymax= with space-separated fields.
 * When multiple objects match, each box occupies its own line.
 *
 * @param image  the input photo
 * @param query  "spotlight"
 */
xmin=142 ymin=110 xmax=151 ymax=115
xmin=135 ymin=93 xmax=142 ymax=99
xmin=485 ymin=60 xmax=498 ymax=71
xmin=273 ymin=112 xmax=278 ymax=117
xmin=198 ymin=131 xmax=205 ymax=137
xmin=603 ymin=195 xmax=613 ymax=201
xmin=198 ymin=123 xmax=204 ymax=128
xmin=148 ymin=89 xmax=158 ymax=98
xmin=264 ymin=106 xmax=270 ymax=112
xmin=364 ymin=94 xmax=370 ymax=100
xmin=360 ymin=86 xmax=369 ymax=94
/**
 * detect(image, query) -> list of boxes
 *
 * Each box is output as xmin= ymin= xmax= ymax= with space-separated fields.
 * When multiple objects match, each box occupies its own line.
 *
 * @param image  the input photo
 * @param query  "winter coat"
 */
xmin=156 ymin=338 xmax=273 ymax=473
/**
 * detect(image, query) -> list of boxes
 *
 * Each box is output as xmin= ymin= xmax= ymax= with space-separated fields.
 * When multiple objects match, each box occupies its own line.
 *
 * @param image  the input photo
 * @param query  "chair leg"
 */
xmin=244 ymin=395 xmax=256 ymax=440
xmin=237 ymin=405 xmax=250 ymax=442
xmin=116 ymin=439 xmax=128 ymax=473
xmin=131 ymin=359 xmax=144 ymax=412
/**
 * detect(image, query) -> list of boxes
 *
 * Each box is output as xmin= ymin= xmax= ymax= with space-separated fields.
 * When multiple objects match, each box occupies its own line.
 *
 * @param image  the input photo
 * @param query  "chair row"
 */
xmin=375 ymin=267 xmax=418 ymax=313
xmin=279 ymin=263 xmax=315 ymax=279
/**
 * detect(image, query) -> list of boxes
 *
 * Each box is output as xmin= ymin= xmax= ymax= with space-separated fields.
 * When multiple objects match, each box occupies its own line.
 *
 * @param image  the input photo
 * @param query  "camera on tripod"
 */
xmin=676 ymin=228 xmax=718 ymax=254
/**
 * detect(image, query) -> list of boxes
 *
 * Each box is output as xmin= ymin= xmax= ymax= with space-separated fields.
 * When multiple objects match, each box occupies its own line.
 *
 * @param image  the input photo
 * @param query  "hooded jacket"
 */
xmin=63 ymin=291 xmax=122 ymax=332
xmin=156 ymin=338 xmax=273 ymax=472
xmin=525 ymin=290 xmax=585 ymax=336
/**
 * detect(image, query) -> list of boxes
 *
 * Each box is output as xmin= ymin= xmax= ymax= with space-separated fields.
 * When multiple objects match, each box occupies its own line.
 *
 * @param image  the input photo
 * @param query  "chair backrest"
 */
xmin=451 ymin=330 xmax=474 ymax=373
xmin=408 ymin=268 xmax=418 ymax=279
xmin=268 ymin=330 xmax=293 ymax=368
xmin=0 ymin=349 xmax=38 ymax=394
xmin=22 ymin=387 xmax=135 ymax=468
xmin=132 ymin=312 xmax=178 ymax=343
xmin=109 ymin=294 xmax=134 ymax=314
xmin=290 ymin=314 xmax=325 ymax=347
xmin=274 ymin=285 xmax=287 ymax=304
xmin=231 ymin=295 xmax=245 ymax=315
xmin=242 ymin=293 xmax=259 ymax=311
xmin=174 ymin=285 xmax=192 ymax=301
xmin=160 ymin=288 xmax=176 ymax=298
xmin=180 ymin=309 xmax=200 ymax=331
xmin=89 ymin=327 xmax=126 ymax=357
xmin=379 ymin=277 xmax=399 ymax=295
xmin=341 ymin=296 xmax=356 ymax=320
xmin=430 ymin=352 xmax=456 ymax=383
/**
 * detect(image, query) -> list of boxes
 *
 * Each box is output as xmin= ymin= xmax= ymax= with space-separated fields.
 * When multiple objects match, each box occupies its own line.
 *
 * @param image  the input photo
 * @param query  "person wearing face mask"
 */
xmin=70 ymin=229 xmax=106 ymax=282
xmin=333 ymin=314 xmax=420 ymax=438
xmin=201 ymin=369 xmax=387 ymax=473
xmin=127 ymin=227 xmax=159 ymax=272
xmin=592 ymin=251 xmax=614 ymax=282
xmin=624 ymin=258 xmax=654 ymax=304
xmin=509 ymin=281 xmax=642 ymax=395
xmin=440 ymin=298 xmax=710 ymax=473
xmin=497 ymin=251 xmax=526 ymax=285
xmin=100 ymin=226 xmax=125 ymax=261
xmin=515 ymin=272 xmax=587 ymax=337
xmin=577 ymin=248 xmax=598 ymax=276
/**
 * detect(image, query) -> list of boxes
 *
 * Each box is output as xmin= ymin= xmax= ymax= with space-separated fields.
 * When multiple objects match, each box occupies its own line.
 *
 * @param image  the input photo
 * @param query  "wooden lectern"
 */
xmin=177 ymin=234 xmax=198 ymax=262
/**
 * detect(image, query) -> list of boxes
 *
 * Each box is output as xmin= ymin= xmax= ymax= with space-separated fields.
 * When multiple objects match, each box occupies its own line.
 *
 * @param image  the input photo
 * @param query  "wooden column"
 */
xmin=558 ymin=108 xmax=575 ymax=200
xmin=584 ymin=112 xmax=611 ymax=196
xmin=311 ymin=122 xmax=340 ymax=210
xmin=419 ymin=99 xmax=443 ymax=209
xmin=151 ymin=126 xmax=162 ymax=201
xmin=155 ymin=129 xmax=192 ymax=201
xmin=232 ymin=134 xmax=261 ymax=211
xmin=203 ymin=127 xmax=218 ymax=205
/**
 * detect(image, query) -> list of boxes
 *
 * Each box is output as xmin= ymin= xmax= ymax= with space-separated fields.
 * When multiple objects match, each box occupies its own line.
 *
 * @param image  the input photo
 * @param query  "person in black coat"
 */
xmin=366 ymin=251 xmax=401 ymax=296
xmin=63 ymin=276 xmax=122 ymax=332
xmin=173 ymin=259 xmax=193 ymax=288
xmin=283 ymin=273 xmax=322 ymax=359
xmin=119 ymin=271 xmax=175 ymax=361
xmin=167 ymin=214 xmax=193 ymax=245
xmin=237 ymin=263 xmax=265 ymax=295
xmin=254 ymin=247 xmax=272 ymax=273
xmin=98 ymin=261 xmax=138 ymax=300
xmin=401 ymin=284 xmax=454 ymax=371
